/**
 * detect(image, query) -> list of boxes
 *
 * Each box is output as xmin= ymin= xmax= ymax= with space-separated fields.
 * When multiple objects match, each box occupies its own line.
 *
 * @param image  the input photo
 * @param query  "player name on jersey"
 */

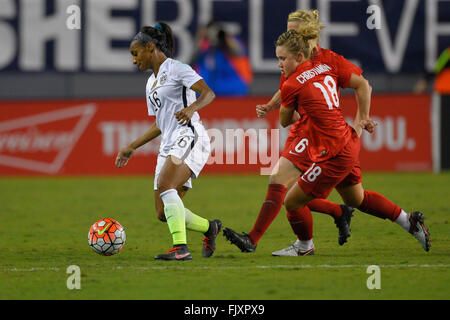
xmin=296 ymin=64 xmax=332 ymax=84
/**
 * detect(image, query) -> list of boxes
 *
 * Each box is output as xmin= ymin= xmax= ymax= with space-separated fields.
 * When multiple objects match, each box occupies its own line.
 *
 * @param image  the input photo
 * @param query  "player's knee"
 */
xmin=341 ymin=195 xmax=363 ymax=208
xmin=284 ymin=195 xmax=299 ymax=211
xmin=337 ymin=185 xmax=365 ymax=208
xmin=156 ymin=206 xmax=167 ymax=222
xmin=348 ymin=198 xmax=363 ymax=208
xmin=157 ymin=182 xmax=176 ymax=194
xmin=156 ymin=208 xmax=166 ymax=222
xmin=346 ymin=191 xmax=365 ymax=208
xmin=352 ymin=192 xmax=365 ymax=208
xmin=155 ymin=198 xmax=167 ymax=222
xmin=269 ymin=171 xmax=290 ymax=187
xmin=269 ymin=173 xmax=281 ymax=185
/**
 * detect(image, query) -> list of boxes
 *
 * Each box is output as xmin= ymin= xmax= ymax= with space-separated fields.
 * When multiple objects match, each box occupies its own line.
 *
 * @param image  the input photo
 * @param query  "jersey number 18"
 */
xmin=313 ymin=75 xmax=340 ymax=110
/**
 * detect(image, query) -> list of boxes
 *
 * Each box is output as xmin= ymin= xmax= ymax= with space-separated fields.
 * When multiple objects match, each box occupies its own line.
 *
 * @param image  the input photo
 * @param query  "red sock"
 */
xmin=248 ymin=184 xmax=287 ymax=245
xmin=358 ymin=190 xmax=402 ymax=221
xmin=307 ymin=199 xmax=343 ymax=220
xmin=287 ymin=206 xmax=313 ymax=241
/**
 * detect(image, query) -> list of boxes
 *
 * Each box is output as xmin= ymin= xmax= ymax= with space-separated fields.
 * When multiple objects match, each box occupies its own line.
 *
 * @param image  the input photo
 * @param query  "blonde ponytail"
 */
xmin=287 ymin=9 xmax=325 ymax=40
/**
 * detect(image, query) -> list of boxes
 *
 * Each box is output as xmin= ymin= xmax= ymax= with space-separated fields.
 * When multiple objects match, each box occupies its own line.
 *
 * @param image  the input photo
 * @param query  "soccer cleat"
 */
xmin=154 ymin=245 xmax=193 ymax=261
xmin=202 ymin=219 xmax=222 ymax=258
xmin=408 ymin=211 xmax=431 ymax=252
xmin=223 ymin=228 xmax=257 ymax=253
xmin=272 ymin=240 xmax=315 ymax=256
xmin=335 ymin=205 xmax=354 ymax=246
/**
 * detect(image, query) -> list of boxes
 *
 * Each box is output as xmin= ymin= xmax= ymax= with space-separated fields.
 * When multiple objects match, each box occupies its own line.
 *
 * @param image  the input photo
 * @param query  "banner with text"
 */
xmin=1 ymin=0 xmax=449 ymax=73
xmin=0 ymin=95 xmax=432 ymax=176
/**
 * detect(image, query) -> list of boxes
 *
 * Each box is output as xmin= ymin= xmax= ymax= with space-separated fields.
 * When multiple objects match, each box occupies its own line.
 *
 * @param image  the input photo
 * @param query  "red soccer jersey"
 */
xmin=279 ymin=46 xmax=361 ymax=87
xmin=315 ymin=47 xmax=363 ymax=88
xmin=280 ymin=47 xmax=362 ymax=143
xmin=279 ymin=74 xmax=306 ymax=135
xmin=280 ymin=50 xmax=362 ymax=162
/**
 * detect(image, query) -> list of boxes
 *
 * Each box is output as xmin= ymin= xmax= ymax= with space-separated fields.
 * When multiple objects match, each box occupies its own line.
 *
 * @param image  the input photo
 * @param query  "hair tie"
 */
xmin=154 ymin=23 xmax=163 ymax=31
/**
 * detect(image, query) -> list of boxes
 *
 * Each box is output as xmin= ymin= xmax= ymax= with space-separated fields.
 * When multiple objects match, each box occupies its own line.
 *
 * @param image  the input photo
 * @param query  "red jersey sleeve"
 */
xmin=335 ymin=54 xmax=363 ymax=88
xmin=280 ymin=81 xmax=298 ymax=109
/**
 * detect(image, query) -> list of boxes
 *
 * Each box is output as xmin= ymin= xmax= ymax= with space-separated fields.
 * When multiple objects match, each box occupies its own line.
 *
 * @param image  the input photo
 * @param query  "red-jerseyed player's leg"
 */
xmin=248 ymin=183 xmax=287 ymax=245
xmin=336 ymin=183 xmax=401 ymax=222
xmin=248 ymin=157 xmax=299 ymax=245
xmin=286 ymin=206 xmax=314 ymax=241
xmin=307 ymin=199 xmax=342 ymax=219
xmin=248 ymin=156 xmax=345 ymax=245
xmin=336 ymin=182 xmax=431 ymax=251
xmin=284 ymin=181 xmax=315 ymax=238
xmin=283 ymin=135 xmax=350 ymax=221
xmin=359 ymin=190 xmax=402 ymax=221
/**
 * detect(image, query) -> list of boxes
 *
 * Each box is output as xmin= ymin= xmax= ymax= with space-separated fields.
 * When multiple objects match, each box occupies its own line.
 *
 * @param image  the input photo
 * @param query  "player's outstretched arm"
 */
xmin=347 ymin=73 xmax=377 ymax=136
xmin=256 ymin=90 xmax=282 ymax=118
xmin=115 ymin=122 xmax=161 ymax=168
xmin=175 ymin=79 xmax=215 ymax=126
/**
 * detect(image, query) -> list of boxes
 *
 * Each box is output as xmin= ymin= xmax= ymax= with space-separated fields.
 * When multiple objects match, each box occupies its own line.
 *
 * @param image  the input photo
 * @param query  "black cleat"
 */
xmin=223 ymin=228 xmax=256 ymax=253
xmin=154 ymin=245 xmax=192 ymax=261
xmin=335 ymin=205 xmax=354 ymax=246
xmin=202 ymin=220 xmax=222 ymax=258
xmin=408 ymin=211 xmax=431 ymax=252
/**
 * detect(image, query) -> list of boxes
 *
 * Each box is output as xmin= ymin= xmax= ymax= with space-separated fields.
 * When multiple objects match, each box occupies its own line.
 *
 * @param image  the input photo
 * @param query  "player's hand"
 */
xmin=115 ymin=146 xmax=135 ymax=168
xmin=175 ymin=107 xmax=194 ymax=126
xmin=357 ymin=119 xmax=378 ymax=136
xmin=256 ymin=104 xmax=271 ymax=118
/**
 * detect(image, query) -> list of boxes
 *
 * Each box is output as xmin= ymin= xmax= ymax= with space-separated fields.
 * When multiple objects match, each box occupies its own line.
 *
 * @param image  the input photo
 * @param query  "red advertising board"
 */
xmin=0 ymin=95 xmax=432 ymax=176
xmin=343 ymin=95 xmax=432 ymax=171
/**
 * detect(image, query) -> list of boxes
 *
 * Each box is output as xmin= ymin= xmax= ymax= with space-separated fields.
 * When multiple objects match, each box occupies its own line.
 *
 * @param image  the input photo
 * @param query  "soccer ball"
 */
xmin=88 ymin=218 xmax=126 ymax=256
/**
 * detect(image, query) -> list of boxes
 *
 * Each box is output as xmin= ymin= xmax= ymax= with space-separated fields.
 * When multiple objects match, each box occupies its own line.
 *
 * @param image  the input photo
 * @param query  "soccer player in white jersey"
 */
xmin=115 ymin=23 xmax=221 ymax=261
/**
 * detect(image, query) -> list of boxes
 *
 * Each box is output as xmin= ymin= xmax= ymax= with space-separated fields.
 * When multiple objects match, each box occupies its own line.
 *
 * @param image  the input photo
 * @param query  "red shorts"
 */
xmin=336 ymin=161 xmax=363 ymax=188
xmin=281 ymin=134 xmax=313 ymax=173
xmin=298 ymin=132 xmax=362 ymax=199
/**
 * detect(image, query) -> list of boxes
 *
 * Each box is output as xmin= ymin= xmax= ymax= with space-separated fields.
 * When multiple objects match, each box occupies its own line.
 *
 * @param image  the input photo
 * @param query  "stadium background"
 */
xmin=1 ymin=0 xmax=450 ymax=302
xmin=1 ymin=0 xmax=449 ymax=176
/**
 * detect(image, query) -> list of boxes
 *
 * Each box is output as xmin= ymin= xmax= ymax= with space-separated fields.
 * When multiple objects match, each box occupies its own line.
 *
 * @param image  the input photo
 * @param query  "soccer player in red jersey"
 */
xmin=225 ymin=9 xmax=430 ymax=256
xmin=275 ymin=28 xmax=430 ymax=254
xmin=223 ymin=10 xmax=355 ymax=255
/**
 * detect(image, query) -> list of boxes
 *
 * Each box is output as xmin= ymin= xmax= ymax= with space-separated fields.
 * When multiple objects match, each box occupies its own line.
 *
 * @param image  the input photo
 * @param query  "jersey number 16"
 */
xmin=149 ymin=91 xmax=162 ymax=112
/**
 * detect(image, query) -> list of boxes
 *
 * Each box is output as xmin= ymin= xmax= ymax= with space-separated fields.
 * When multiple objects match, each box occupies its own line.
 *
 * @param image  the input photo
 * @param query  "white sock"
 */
xmin=160 ymin=188 xmax=184 ymax=207
xmin=297 ymin=239 xmax=314 ymax=251
xmin=395 ymin=210 xmax=411 ymax=232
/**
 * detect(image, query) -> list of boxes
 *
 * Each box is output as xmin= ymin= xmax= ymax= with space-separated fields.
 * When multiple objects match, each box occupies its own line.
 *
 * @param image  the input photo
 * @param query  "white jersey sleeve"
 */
xmin=172 ymin=61 xmax=203 ymax=89
xmin=146 ymin=74 xmax=156 ymax=116
xmin=146 ymin=96 xmax=155 ymax=116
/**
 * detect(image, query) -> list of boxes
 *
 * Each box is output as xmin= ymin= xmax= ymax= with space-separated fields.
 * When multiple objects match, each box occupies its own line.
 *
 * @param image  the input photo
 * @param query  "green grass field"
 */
xmin=1 ymin=173 xmax=449 ymax=300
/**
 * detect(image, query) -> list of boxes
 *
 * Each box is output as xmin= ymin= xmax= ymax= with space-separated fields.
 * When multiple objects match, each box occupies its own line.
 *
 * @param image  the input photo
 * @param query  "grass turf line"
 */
xmin=1 ymin=172 xmax=449 ymax=299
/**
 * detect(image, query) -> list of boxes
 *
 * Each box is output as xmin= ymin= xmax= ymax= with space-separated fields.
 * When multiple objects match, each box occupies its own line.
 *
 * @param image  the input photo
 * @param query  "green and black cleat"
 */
xmin=154 ymin=245 xmax=193 ymax=261
xmin=202 ymin=220 xmax=222 ymax=258
xmin=335 ymin=205 xmax=354 ymax=246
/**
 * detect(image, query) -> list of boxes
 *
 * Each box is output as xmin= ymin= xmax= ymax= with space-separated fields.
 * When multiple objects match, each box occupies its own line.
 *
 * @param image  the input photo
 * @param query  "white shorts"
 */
xmin=154 ymin=122 xmax=211 ymax=190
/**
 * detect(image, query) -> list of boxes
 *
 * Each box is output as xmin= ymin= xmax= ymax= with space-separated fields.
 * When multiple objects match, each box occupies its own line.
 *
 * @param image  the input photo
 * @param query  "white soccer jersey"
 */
xmin=146 ymin=58 xmax=203 ymax=156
